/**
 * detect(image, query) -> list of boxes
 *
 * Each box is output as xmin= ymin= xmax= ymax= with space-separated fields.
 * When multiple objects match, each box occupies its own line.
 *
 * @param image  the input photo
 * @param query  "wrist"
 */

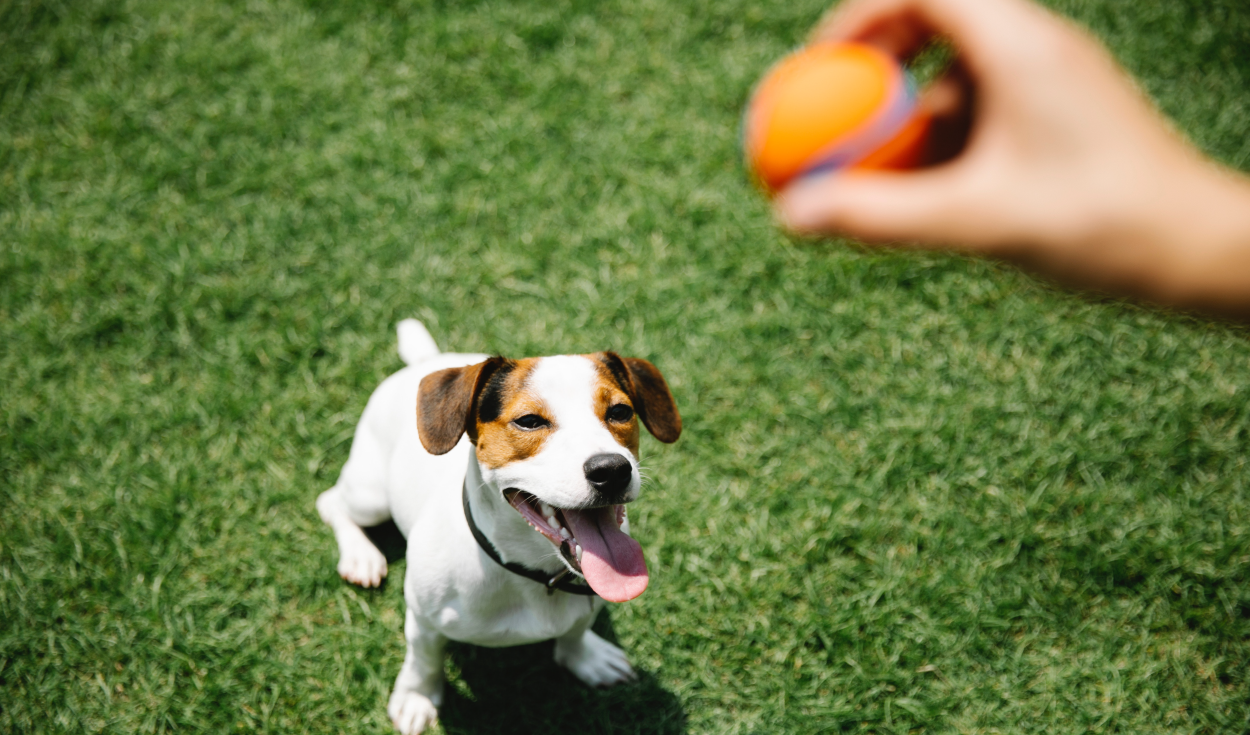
xmin=1066 ymin=153 xmax=1250 ymax=314
xmin=1138 ymin=160 xmax=1250 ymax=311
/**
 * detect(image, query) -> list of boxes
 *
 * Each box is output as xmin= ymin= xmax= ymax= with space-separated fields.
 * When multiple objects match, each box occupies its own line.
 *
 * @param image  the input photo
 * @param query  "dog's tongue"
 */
xmin=563 ymin=506 xmax=648 ymax=602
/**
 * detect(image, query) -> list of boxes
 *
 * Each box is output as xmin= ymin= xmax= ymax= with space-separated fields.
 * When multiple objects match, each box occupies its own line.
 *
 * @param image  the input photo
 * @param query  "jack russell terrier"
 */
xmin=316 ymin=320 xmax=681 ymax=734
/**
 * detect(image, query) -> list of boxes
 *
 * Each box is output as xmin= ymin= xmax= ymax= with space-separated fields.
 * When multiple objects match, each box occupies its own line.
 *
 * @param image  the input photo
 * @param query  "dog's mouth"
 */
xmin=504 ymin=489 xmax=649 ymax=603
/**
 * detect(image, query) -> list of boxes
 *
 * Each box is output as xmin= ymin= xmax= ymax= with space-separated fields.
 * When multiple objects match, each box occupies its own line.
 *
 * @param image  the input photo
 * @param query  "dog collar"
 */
xmin=462 ymin=481 xmax=597 ymax=597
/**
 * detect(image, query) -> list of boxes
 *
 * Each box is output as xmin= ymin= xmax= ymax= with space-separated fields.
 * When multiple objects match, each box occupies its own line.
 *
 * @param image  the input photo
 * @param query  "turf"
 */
xmin=2 ymin=0 xmax=1249 ymax=732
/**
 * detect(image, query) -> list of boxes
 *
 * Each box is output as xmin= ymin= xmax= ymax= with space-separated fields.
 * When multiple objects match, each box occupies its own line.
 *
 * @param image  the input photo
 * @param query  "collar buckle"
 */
xmin=546 ymin=568 xmax=572 ymax=595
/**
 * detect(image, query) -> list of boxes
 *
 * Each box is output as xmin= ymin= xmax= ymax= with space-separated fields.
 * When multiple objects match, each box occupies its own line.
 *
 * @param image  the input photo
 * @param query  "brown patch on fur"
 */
xmin=417 ymin=357 xmax=510 ymax=455
xmin=421 ymin=353 xmax=678 ymax=467
xmin=473 ymin=358 xmax=555 ymax=470
xmin=597 ymin=352 xmax=682 ymax=444
xmin=590 ymin=357 xmax=642 ymax=456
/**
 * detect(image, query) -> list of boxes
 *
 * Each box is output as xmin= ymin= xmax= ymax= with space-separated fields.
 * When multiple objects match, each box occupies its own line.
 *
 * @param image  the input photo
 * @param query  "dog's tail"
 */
xmin=396 ymin=319 xmax=440 ymax=365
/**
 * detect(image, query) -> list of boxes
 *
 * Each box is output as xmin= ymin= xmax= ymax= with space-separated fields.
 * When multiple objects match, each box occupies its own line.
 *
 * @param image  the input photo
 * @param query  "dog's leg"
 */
xmin=387 ymin=608 xmax=447 ymax=735
xmin=553 ymin=610 xmax=637 ymax=687
xmin=316 ymin=485 xmax=388 ymax=588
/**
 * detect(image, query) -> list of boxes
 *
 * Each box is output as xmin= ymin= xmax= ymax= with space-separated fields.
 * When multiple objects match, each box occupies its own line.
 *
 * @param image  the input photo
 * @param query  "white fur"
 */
xmin=316 ymin=322 xmax=639 ymax=735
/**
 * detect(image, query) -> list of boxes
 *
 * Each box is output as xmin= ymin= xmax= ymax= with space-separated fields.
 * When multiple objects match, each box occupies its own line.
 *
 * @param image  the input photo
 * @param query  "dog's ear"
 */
xmin=602 ymin=352 xmax=682 ymax=444
xmin=417 ymin=357 xmax=510 ymax=455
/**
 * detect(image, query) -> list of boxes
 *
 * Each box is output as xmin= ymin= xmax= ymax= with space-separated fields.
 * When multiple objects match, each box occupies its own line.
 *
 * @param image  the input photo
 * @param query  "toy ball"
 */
xmin=744 ymin=42 xmax=931 ymax=194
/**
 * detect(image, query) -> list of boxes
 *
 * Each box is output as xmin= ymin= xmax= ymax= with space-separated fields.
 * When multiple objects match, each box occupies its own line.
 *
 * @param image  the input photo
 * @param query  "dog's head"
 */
xmin=417 ymin=353 xmax=681 ymax=602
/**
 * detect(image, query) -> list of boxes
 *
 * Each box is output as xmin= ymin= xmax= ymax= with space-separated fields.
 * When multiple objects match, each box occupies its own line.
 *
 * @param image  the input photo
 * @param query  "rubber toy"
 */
xmin=745 ymin=42 xmax=931 ymax=194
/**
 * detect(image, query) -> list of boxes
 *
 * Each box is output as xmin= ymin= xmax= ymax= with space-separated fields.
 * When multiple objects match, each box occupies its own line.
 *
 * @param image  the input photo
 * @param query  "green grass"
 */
xmin=2 ymin=0 xmax=1249 ymax=732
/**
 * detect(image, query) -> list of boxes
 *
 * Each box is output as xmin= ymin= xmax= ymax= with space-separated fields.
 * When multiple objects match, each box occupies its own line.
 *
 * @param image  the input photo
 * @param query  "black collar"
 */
xmin=462 ymin=481 xmax=597 ymax=597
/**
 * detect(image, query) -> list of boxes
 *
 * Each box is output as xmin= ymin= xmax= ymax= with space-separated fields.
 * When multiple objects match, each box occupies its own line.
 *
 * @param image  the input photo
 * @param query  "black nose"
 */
xmin=583 ymin=453 xmax=634 ymax=500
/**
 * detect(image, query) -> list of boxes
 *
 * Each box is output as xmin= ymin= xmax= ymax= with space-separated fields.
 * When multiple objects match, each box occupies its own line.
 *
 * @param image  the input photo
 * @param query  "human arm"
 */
xmin=774 ymin=0 xmax=1250 ymax=316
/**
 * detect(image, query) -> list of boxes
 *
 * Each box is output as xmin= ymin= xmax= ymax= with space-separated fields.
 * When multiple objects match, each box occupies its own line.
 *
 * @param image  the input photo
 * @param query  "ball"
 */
xmin=744 ymin=42 xmax=930 ymax=194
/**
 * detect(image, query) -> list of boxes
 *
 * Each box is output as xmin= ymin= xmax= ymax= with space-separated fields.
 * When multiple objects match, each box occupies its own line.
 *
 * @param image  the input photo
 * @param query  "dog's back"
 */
xmin=317 ymin=320 xmax=486 ymax=586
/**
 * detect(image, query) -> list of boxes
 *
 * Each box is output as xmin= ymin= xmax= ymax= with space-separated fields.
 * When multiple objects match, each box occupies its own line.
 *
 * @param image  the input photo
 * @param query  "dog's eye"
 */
xmin=512 ymin=414 xmax=550 ymax=430
xmin=606 ymin=403 xmax=634 ymax=423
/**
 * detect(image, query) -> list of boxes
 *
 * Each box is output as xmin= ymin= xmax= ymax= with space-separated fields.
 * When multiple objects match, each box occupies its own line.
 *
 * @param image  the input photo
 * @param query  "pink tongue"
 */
xmin=562 ymin=506 xmax=648 ymax=602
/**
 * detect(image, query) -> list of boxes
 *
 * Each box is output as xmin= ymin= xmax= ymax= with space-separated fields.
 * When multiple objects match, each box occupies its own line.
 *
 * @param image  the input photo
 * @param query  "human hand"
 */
xmin=775 ymin=0 xmax=1250 ymax=312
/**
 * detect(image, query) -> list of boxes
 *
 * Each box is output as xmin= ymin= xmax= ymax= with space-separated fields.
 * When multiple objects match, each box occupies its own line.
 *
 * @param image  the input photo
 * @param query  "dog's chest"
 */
xmin=421 ymin=585 xmax=602 ymax=647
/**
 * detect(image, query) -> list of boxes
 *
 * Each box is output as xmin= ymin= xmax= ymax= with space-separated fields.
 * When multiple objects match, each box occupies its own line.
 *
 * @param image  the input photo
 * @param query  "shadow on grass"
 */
xmin=361 ymin=522 xmax=686 ymax=734
xmin=441 ymin=613 xmax=686 ymax=735
xmin=364 ymin=519 xmax=409 ymax=565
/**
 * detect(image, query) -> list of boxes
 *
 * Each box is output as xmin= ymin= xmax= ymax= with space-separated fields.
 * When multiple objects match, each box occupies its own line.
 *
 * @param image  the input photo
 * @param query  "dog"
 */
xmin=316 ymin=319 xmax=681 ymax=734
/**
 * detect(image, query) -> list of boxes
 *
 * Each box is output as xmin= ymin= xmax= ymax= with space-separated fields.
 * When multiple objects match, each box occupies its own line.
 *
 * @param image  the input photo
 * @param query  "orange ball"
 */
xmin=744 ymin=42 xmax=930 ymax=194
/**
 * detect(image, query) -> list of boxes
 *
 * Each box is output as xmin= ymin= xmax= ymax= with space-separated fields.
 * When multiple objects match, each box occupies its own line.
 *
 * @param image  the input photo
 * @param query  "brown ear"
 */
xmin=417 ymin=357 xmax=509 ymax=455
xmin=603 ymin=352 xmax=682 ymax=443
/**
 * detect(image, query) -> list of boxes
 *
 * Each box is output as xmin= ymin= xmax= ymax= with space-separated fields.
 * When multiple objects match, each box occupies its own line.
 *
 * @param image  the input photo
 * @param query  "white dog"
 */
xmin=316 ymin=320 xmax=681 ymax=734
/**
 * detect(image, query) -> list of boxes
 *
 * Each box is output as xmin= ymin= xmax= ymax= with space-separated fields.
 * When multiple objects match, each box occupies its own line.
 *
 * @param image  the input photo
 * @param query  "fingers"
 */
xmin=814 ymin=0 xmax=1054 ymax=79
xmin=777 ymin=0 xmax=1113 ymax=253
xmin=775 ymin=168 xmax=988 ymax=247
xmin=813 ymin=2 xmax=938 ymax=59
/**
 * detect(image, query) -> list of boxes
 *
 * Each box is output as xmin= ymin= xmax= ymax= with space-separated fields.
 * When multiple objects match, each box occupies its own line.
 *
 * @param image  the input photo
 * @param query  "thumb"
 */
xmin=775 ymin=168 xmax=984 ymax=247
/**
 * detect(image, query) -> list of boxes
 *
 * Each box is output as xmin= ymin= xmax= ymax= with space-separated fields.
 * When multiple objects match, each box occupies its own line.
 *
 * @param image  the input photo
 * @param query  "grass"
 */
xmin=2 ymin=0 xmax=1249 ymax=732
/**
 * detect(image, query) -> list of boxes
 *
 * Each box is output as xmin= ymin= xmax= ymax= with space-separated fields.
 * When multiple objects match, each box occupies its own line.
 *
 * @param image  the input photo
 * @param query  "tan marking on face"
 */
xmin=473 ymin=358 xmax=554 ymax=470
xmin=590 ymin=355 xmax=641 ymax=456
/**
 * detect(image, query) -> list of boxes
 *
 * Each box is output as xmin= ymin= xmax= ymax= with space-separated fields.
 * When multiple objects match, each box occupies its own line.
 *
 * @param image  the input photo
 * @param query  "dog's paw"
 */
xmin=387 ymin=689 xmax=439 ymax=735
xmin=554 ymin=630 xmax=637 ymax=687
xmin=337 ymin=539 xmax=387 ymax=588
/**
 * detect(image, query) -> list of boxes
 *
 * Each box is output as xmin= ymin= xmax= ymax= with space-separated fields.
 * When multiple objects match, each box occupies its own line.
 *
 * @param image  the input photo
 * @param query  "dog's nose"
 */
xmin=583 ymin=453 xmax=633 ymax=500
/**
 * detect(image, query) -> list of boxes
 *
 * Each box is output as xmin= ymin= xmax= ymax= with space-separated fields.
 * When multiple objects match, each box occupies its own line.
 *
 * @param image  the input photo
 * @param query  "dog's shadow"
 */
xmin=365 ymin=520 xmax=409 ymax=574
xmin=362 ymin=521 xmax=687 ymax=734
xmin=440 ymin=615 xmax=686 ymax=735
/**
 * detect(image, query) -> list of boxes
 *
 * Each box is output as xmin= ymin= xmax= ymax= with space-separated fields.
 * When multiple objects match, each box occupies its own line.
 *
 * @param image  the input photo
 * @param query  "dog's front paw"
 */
xmin=337 ymin=538 xmax=387 ymax=588
xmin=554 ymin=629 xmax=637 ymax=687
xmin=387 ymin=689 xmax=438 ymax=735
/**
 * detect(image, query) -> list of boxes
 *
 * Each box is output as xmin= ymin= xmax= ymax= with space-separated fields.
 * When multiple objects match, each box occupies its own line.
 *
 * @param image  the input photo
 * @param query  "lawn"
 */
xmin=2 ymin=0 xmax=1248 ymax=732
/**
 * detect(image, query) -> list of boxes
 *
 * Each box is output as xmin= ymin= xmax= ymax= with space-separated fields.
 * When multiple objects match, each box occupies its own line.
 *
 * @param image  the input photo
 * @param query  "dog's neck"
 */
xmin=463 ymin=447 xmax=568 ymax=575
